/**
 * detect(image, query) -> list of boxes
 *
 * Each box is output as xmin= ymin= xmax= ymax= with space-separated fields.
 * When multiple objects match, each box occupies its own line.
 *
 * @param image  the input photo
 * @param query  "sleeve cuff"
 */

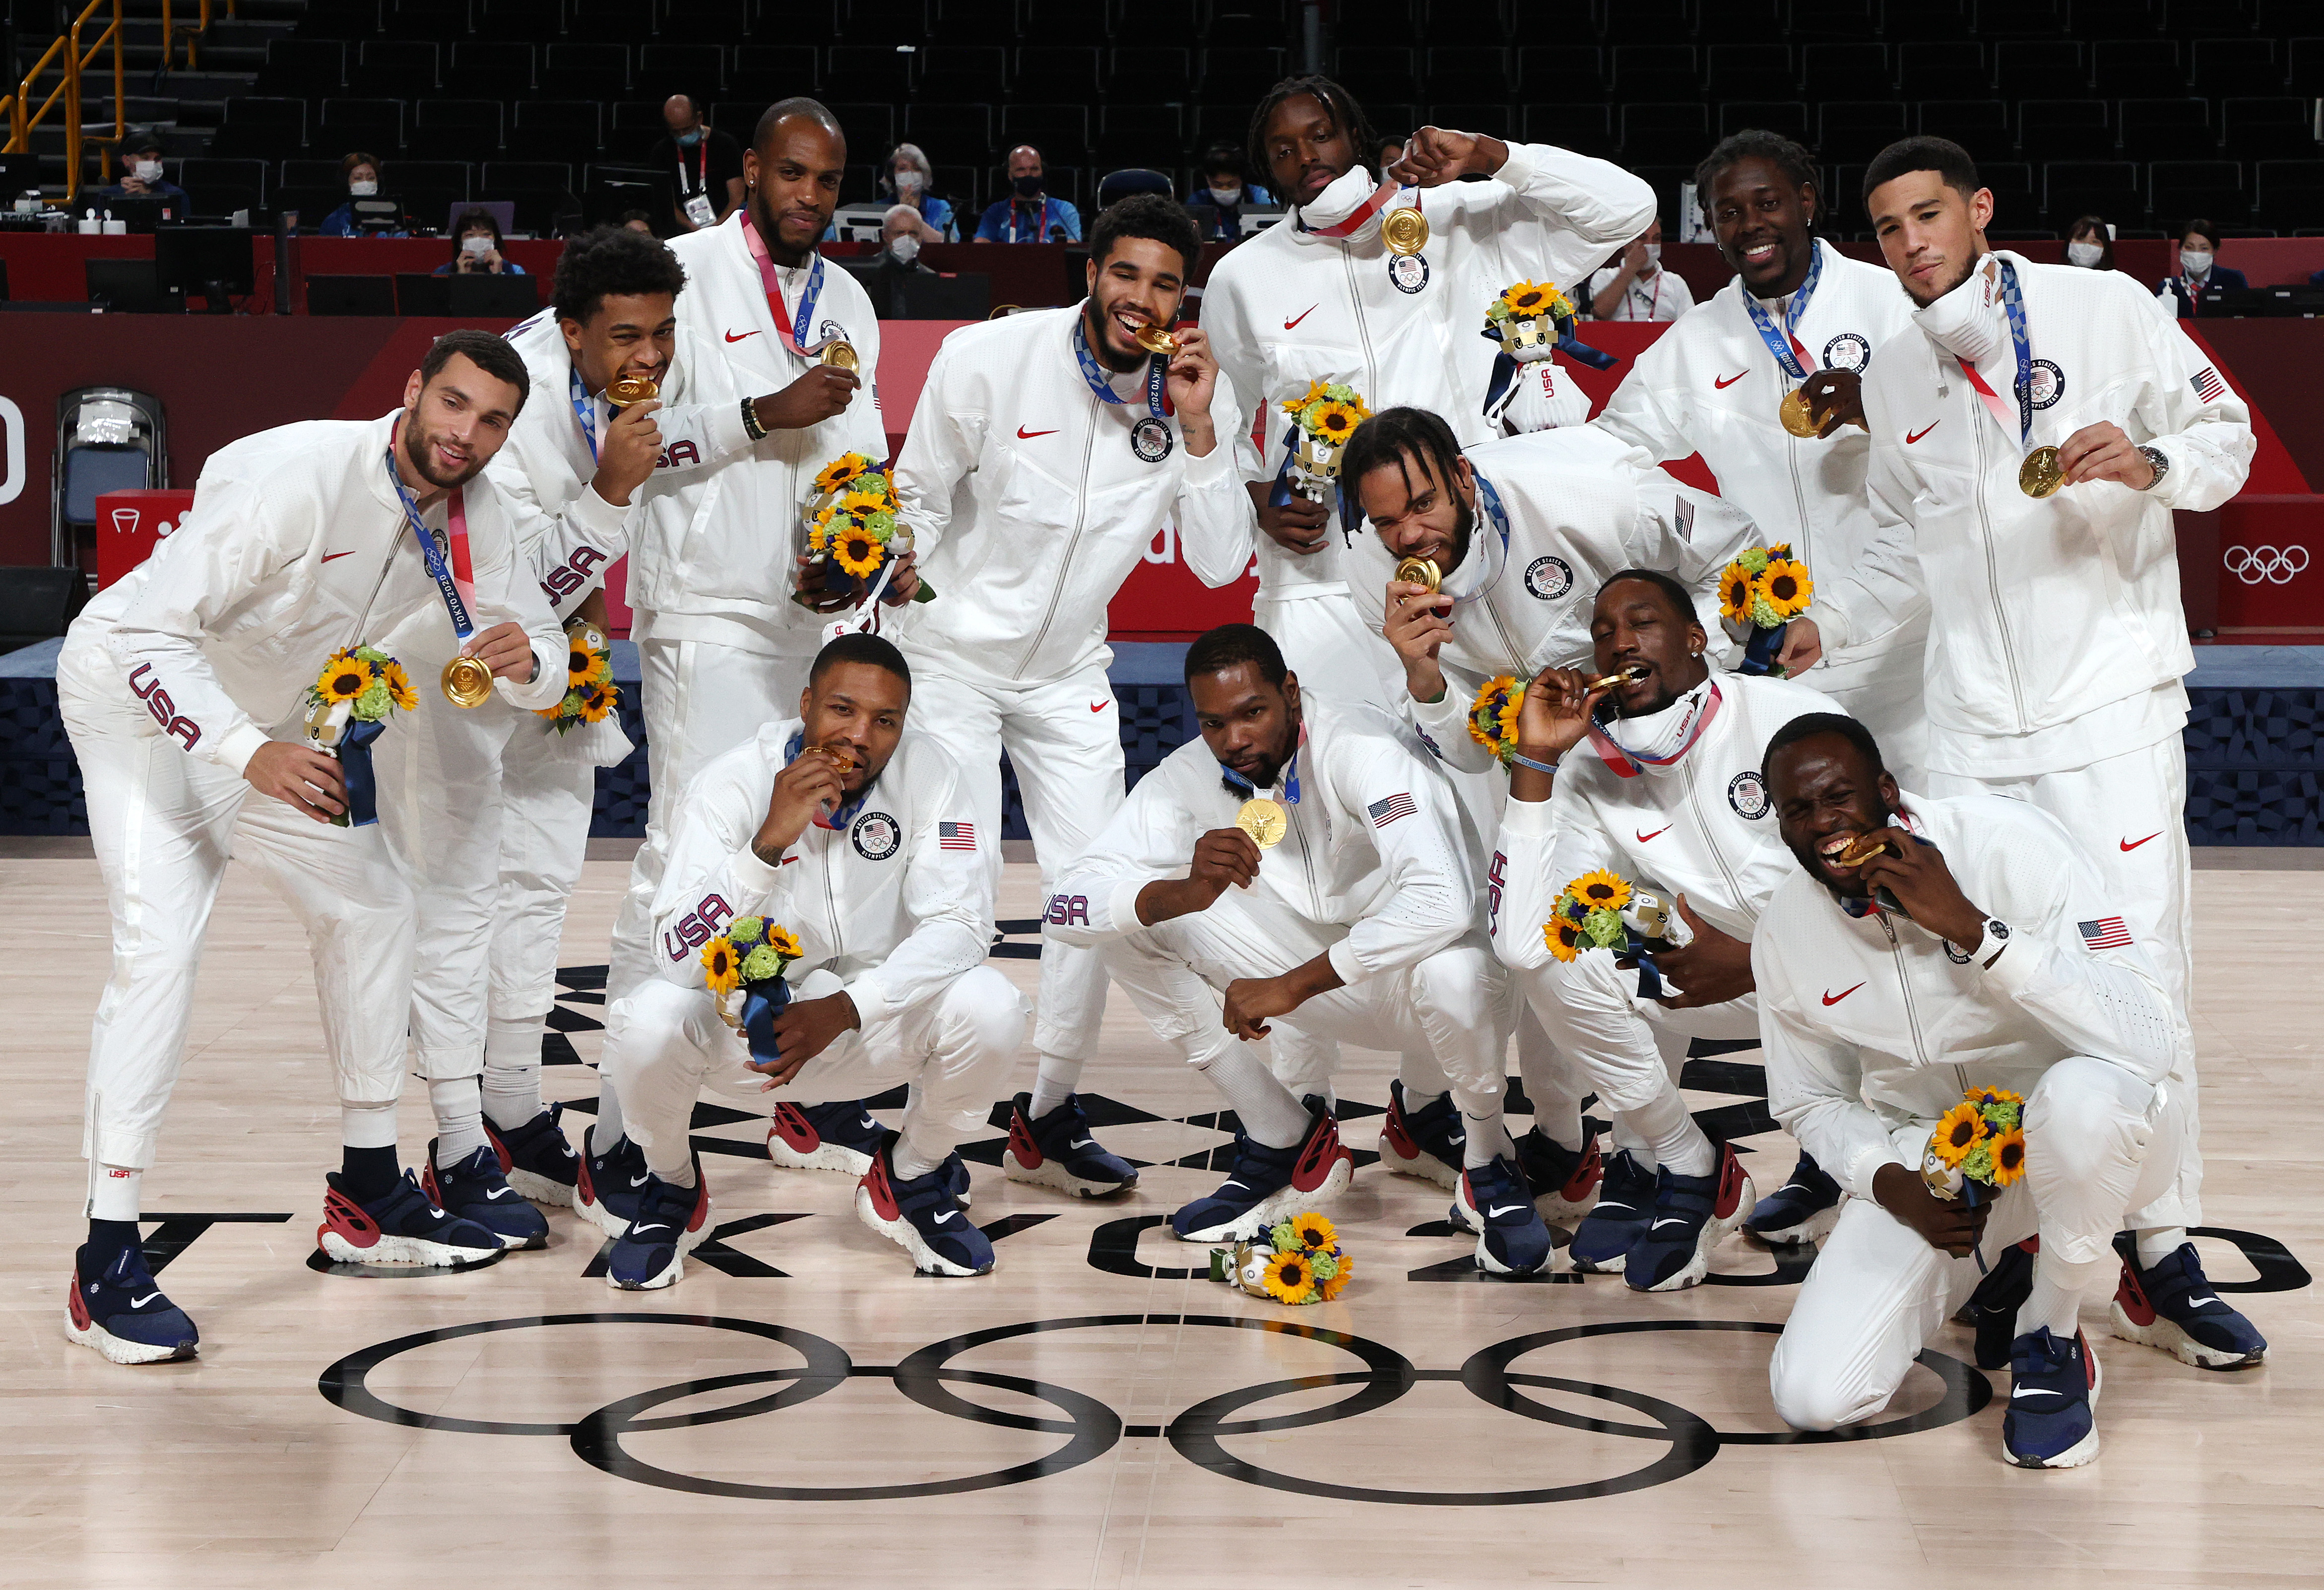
xmin=566 ymin=483 xmax=629 ymax=541
xmin=2142 ymin=440 xmax=2185 ymax=506
xmin=704 ymin=398 xmax=752 ymax=462
xmin=1840 ymin=1140 xmax=1908 ymax=1202
xmin=841 ymin=974 xmax=889 ymax=1027
xmin=497 ymin=640 xmax=569 ymax=710
xmin=1498 ymin=792 xmax=1559 ymax=835
xmin=1326 ymin=937 xmax=1368 ymax=988
xmin=215 ymin=722 xmax=271 ymax=777
xmin=1183 ymin=430 xmax=1236 ymax=484
xmin=730 ymin=838 xmax=788 ymax=899
xmin=1979 ymin=929 xmax=2040 ymax=999
xmin=1107 ymin=877 xmax=1152 ymax=936
xmin=1491 ymin=139 xmax=1544 ymax=189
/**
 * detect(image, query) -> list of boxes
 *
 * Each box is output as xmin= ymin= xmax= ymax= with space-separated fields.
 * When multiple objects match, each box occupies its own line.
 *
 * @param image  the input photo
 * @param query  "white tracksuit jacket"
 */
xmin=1752 ymin=793 xmax=2180 ymax=1202
xmin=636 ymin=212 xmax=887 ymax=658
xmin=1490 ymin=671 xmax=1843 ymax=963
xmin=1043 ymin=695 xmax=1481 ymax=987
xmin=1193 ymin=144 xmax=1657 ymax=599
xmin=889 ymin=304 xmax=1251 ymax=689
xmin=1814 ymin=252 xmax=2254 ymax=777
xmin=1339 ymin=426 xmax=1759 ymax=777
xmin=1592 ymin=239 xmax=1926 ymax=702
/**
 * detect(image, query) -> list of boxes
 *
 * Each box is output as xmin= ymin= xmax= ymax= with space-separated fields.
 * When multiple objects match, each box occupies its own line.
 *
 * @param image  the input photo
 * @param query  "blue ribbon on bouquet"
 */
xmin=1738 ymin=621 xmax=1789 ymax=677
xmin=741 ymin=976 xmax=795 ymax=1066
xmin=331 ymin=717 xmax=386 ymax=829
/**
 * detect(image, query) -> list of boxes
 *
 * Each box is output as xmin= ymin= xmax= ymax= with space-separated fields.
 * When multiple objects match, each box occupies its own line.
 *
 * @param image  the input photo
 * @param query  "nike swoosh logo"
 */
xmin=1284 ymin=304 xmax=1317 ymax=330
xmin=2121 ymin=832 xmax=2161 ymax=851
xmin=1906 ymin=422 xmax=1939 ymax=444
xmin=629 ymin=1174 xmax=650 ymax=1188
xmin=725 ymin=329 xmax=760 ymax=343
xmin=1822 ymin=982 xmax=1867 ymax=1006
xmin=1018 ymin=425 xmax=1058 ymax=439
xmin=1635 ymin=825 xmax=1672 ymax=843
xmin=1651 ymin=1218 xmax=1688 ymax=1230
xmin=320 ymin=550 xmax=356 ymax=563
xmin=130 ymin=1292 xmax=160 ymax=1307
xmin=1714 ymin=369 xmax=1749 ymax=389
xmin=1070 ymin=1138 xmax=1097 ymax=1150
xmin=485 ymin=1187 xmax=514 ymax=1199
xmin=2186 ymin=1294 xmax=2219 ymax=1308
xmin=2010 ymin=1386 xmax=2057 ymax=1399
xmin=933 ymin=1209 xmax=957 ymax=1223
xmin=1089 ymin=701 xmax=1106 ymax=713
xmin=1487 ymin=1205 xmax=1526 ymax=1219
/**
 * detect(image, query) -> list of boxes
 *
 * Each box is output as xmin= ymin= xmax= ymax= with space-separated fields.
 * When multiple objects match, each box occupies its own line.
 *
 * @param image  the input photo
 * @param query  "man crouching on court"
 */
xmin=600 ymin=633 xmax=1026 ymax=1285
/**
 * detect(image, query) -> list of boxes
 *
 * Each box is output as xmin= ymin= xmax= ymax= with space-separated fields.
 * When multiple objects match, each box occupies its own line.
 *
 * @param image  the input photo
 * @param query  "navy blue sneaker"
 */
xmin=1449 ymin=1154 xmax=1559 ymax=1276
xmin=319 ymin=1170 xmax=502 ymax=1267
xmin=2004 ymin=1326 xmax=2102 ymax=1469
xmin=65 ymin=1240 xmax=197 ymax=1364
xmin=1514 ymin=1126 xmax=1602 ymax=1224
xmin=2110 ymin=1232 xmax=2268 ymax=1371
xmin=1569 ymin=1148 xmax=1656 ymax=1273
xmin=1743 ymin=1149 xmax=1843 ymax=1246
xmin=1377 ymin=1080 xmax=1465 ymax=1191
xmin=767 ymin=1099 xmax=883 ymax=1175
xmin=606 ymin=1162 xmax=713 ymax=1290
xmin=483 ymin=1102 xmax=581 ymax=1207
xmin=1958 ymin=1237 xmax=2040 ymax=1371
xmin=1170 ymin=1105 xmax=1355 ymax=1244
xmin=424 ymin=1139 xmax=549 ymax=1251
xmin=857 ymin=1138 xmax=992 ymax=1276
xmin=1625 ymin=1145 xmax=1753 ymax=1292
xmin=577 ymin=1126 xmax=650 ymax=1239
xmin=1003 ymin=1091 xmax=1139 ymax=1198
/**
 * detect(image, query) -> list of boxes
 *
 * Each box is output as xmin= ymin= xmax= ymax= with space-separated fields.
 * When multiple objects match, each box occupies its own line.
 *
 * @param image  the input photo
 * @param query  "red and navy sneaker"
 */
xmin=65 ymin=1240 xmax=197 ymax=1365
xmin=1743 ymin=1149 xmax=1843 ymax=1247
xmin=1001 ymin=1091 xmax=1139 ymax=1198
xmin=1449 ymin=1154 xmax=1561 ymax=1276
xmin=1514 ymin=1125 xmax=1603 ymax=1224
xmin=1624 ymin=1144 xmax=1754 ymax=1293
xmin=1376 ymin=1080 xmax=1466 ymax=1191
xmin=856 ymin=1137 xmax=992 ymax=1276
xmin=423 ymin=1139 xmax=549 ymax=1251
xmin=1958 ymin=1237 xmax=2040 ymax=1370
xmin=605 ymin=1160 xmax=714 ymax=1291
xmin=1168 ymin=1103 xmax=1355 ymax=1244
xmin=577 ymin=1127 xmax=650 ymax=1238
xmin=2004 ymin=1326 xmax=2102 ymax=1469
xmin=2109 ymin=1232 xmax=2268 ymax=1371
xmin=766 ymin=1099 xmax=883 ymax=1175
xmin=1568 ymin=1148 xmax=1655 ymax=1273
xmin=319 ymin=1170 xmax=502 ymax=1266
xmin=482 ymin=1102 xmax=581 ymax=1207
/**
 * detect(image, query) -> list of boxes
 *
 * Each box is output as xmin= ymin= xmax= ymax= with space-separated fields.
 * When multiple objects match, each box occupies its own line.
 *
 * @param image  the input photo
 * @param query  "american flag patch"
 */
xmin=2079 ymin=917 xmax=2133 ymax=950
xmin=938 ymin=821 xmax=976 ymax=851
xmin=1367 ymin=793 xmax=1417 ymax=827
xmin=2190 ymin=366 xmax=2226 ymax=403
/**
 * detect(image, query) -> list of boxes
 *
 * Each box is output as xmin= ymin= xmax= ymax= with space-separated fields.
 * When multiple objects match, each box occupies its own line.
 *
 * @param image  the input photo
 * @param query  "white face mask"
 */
xmin=133 ymin=161 xmax=162 ymax=182
xmin=1207 ymin=183 xmax=1242 ymax=205
xmin=1298 ymin=162 xmax=1377 ymax=228
xmin=462 ymin=234 xmax=493 ymax=256
xmin=2180 ymin=249 xmax=2214 ymax=278
xmin=1642 ymin=243 xmax=1662 ymax=266
xmin=349 ymin=179 xmax=378 ymax=197
xmin=1913 ymin=254 xmax=2004 ymax=365
xmin=894 ymin=168 xmax=924 ymax=197
xmin=890 ymin=233 xmax=920 ymax=264
xmin=2067 ymin=240 xmax=2104 ymax=267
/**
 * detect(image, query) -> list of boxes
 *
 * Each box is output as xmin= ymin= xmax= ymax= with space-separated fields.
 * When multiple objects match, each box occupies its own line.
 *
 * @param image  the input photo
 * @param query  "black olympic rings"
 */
xmin=317 ymin=1310 xmax=1990 ymax=1508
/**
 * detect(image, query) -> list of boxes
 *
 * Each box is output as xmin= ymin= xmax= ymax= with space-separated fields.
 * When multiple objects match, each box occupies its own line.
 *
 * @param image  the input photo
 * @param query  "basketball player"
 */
xmin=57 ymin=332 xmax=566 ymax=1362
xmin=1755 ymin=716 xmax=2262 ymax=1467
xmin=604 ymin=97 xmax=895 ymax=1195
xmin=1045 ymin=626 xmax=1549 ymax=1275
xmin=887 ymin=194 xmax=1248 ymax=1198
xmin=1591 ymin=130 xmax=1926 ymax=1244
xmin=600 ymin=634 xmax=1025 ymax=1284
xmin=1778 ymin=138 xmax=2254 ymax=1316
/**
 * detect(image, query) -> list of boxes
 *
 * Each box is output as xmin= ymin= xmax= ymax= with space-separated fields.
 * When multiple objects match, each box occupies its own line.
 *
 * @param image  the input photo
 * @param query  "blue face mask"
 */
xmin=676 ymin=129 xmax=703 ymax=148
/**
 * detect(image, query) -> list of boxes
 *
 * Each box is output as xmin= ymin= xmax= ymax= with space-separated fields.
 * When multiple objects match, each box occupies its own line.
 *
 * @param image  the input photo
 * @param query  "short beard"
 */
xmin=1910 ymin=251 xmax=1977 ymax=307
xmin=1082 ymin=296 xmax=1143 ymax=373
xmin=402 ymin=414 xmax=479 ymax=491
xmin=1443 ymin=492 xmax=1476 ymax=574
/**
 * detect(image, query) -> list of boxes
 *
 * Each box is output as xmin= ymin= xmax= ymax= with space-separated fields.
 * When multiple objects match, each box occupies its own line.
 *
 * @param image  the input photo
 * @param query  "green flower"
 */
xmin=1959 ymin=1140 xmax=1995 ymax=1182
xmin=740 ymin=944 xmax=788 ymax=982
xmin=1269 ymin=1220 xmax=1297 ymax=1251
xmin=1308 ymin=1250 xmax=1340 ymax=1280
xmin=1982 ymin=1099 xmax=2021 ymax=1130
xmin=866 ymin=510 xmax=896 ymax=539
xmin=1737 ymin=546 xmax=1770 ymax=575
xmin=353 ymin=645 xmax=393 ymax=665
xmin=1582 ymin=907 xmax=1627 ymax=950
xmin=1485 ymin=301 xmax=1510 ymax=323
xmin=727 ymin=916 xmax=766 ymax=949
xmin=1323 ymin=382 xmax=1361 ymax=404
xmin=1748 ymin=593 xmax=1787 ymax=629
xmin=353 ymin=680 xmax=392 ymax=720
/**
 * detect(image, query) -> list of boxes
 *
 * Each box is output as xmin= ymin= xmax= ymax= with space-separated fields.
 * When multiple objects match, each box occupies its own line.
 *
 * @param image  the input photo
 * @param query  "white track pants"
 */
xmin=603 ymin=966 xmax=1026 ymax=1174
xmin=1926 ymin=733 xmax=2198 ymax=1229
xmin=1770 ymin=1055 xmax=2190 ymax=1431
xmin=901 ymin=659 xmax=1124 ymax=1062
xmin=490 ymin=722 xmax=598 ymax=1041
xmin=60 ymin=665 xmax=415 ymax=1171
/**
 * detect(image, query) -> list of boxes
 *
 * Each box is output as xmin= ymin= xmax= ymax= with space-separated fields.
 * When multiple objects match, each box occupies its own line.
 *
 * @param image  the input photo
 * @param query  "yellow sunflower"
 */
xmin=1261 ymin=1249 xmax=1315 ymax=1303
xmin=700 ymin=935 xmax=741 ymax=996
xmin=839 ymin=487 xmax=889 ymax=519
xmin=1932 ymin=1102 xmax=1988 ymax=1167
xmin=1310 ymin=400 xmax=1359 ymax=442
xmin=1720 ymin=564 xmax=1758 ymax=624
xmin=378 ymin=659 xmax=418 ymax=712
xmin=1316 ymin=1250 xmax=1353 ymax=1300
xmin=1570 ymin=869 xmax=1632 ymax=912
xmin=565 ymin=642 xmax=599 ymax=688
xmin=833 ymin=530 xmax=883 ymax=578
xmin=1756 ymin=557 xmax=1814 ymax=618
xmin=1501 ymin=281 xmax=1551 ymax=315
xmin=1545 ymin=916 xmax=1583 ymax=962
xmin=765 ymin=924 xmax=804 ymax=960
xmin=318 ymin=651 xmax=373 ymax=701
xmin=1967 ymin=1086 xmax=2025 ymax=1110
xmin=1281 ymin=377 xmax=1331 ymax=417
xmin=577 ymin=682 xmax=617 ymax=723
xmin=1287 ymin=1212 xmax=1337 ymax=1251
xmin=1988 ymin=1126 xmax=2028 ymax=1187
xmin=814 ymin=453 xmax=870 ymax=495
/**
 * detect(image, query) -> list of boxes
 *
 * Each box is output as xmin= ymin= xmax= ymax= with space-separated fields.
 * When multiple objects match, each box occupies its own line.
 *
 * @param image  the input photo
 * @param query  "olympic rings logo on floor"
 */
xmin=317 ymin=1312 xmax=1990 ymax=1507
xmin=2222 ymin=544 xmax=2311 ymax=585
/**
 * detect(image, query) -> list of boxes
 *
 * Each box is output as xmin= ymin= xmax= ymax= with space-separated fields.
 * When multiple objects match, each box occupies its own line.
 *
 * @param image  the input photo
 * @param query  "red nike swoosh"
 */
xmin=1713 ymin=369 xmax=1749 ymax=389
xmin=724 ymin=329 xmax=761 ymax=343
xmin=2121 ymin=832 xmax=2162 ymax=851
xmin=1906 ymin=422 xmax=1939 ymax=444
xmin=1635 ymin=825 xmax=1672 ymax=842
xmin=320 ymin=550 xmax=356 ymax=563
xmin=1089 ymin=701 xmax=1107 ymax=713
xmin=1284 ymin=304 xmax=1317 ymax=330
xmin=1822 ymin=982 xmax=1867 ymax=1006
xmin=1018 ymin=425 xmax=1058 ymax=439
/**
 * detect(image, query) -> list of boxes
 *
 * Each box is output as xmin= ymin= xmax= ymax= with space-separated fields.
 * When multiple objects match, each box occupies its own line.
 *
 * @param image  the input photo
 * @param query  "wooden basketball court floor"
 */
xmin=2 ymin=843 xmax=2317 ymax=1590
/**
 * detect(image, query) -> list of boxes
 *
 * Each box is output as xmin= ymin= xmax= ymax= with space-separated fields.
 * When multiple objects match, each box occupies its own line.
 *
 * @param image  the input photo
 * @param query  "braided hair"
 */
xmin=1693 ymin=130 xmax=1821 ymax=227
xmin=1246 ymin=74 xmax=1382 ymax=195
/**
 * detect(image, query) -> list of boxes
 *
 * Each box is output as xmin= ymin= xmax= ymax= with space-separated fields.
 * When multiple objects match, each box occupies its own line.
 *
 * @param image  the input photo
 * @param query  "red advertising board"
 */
xmin=92 ymin=489 xmax=196 ymax=590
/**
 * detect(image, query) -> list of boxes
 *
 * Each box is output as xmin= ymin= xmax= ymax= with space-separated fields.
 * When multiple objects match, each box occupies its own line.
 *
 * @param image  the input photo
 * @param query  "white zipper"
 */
xmin=1679 ymin=753 xmax=1745 ymax=907
xmin=1015 ymin=388 xmax=1100 ymax=680
xmin=1875 ymin=912 xmax=1931 ymax=1066
xmin=1968 ymin=395 xmax=2029 ymax=730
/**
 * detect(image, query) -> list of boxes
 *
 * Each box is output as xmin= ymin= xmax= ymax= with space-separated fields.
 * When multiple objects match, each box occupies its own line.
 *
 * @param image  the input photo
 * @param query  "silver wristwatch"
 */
xmin=2138 ymin=445 xmax=2170 ymax=490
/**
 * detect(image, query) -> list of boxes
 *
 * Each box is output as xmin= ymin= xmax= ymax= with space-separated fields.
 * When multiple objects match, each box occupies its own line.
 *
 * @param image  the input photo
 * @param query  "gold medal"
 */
xmin=1779 ymin=387 xmax=1820 ymax=439
xmin=1586 ymin=664 xmax=1649 ymax=691
xmin=1134 ymin=325 xmax=1179 ymax=357
xmin=2019 ymin=445 xmax=2064 ymax=498
xmin=819 ymin=340 xmax=859 ymax=372
xmin=1235 ymin=796 xmax=1288 ymax=849
xmin=1394 ymin=555 xmax=1441 ymax=595
xmin=1381 ymin=205 xmax=1429 ymax=258
xmin=441 ymin=654 xmax=494 ymax=708
xmin=606 ymin=374 xmax=659 ymax=408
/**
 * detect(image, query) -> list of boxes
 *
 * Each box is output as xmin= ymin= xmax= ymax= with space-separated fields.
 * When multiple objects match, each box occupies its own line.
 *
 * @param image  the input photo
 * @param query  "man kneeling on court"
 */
xmin=1755 ymin=714 xmax=2264 ymax=1469
xmin=1045 ymin=624 xmax=1547 ymax=1274
xmin=600 ymin=634 xmax=1026 ymax=1286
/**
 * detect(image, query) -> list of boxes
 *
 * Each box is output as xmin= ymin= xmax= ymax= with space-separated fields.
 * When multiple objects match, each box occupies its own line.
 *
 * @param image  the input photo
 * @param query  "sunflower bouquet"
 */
xmin=1276 ymin=379 xmax=1372 ymax=505
xmin=1922 ymin=1086 xmax=2029 ymax=1201
xmin=1469 ymin=674 xmax=1524 ymax=767
xmin=534 ymin=615 xmax=619 ymax=734
xmin=1717 ymin=542 xmax=1814 ymax=677
xmin=703 ymin=915 xmax=808 ymax=1060
xmin=1210 ymin=1211 xmax=1353 ymax=1305
xmin=1484 ymin=279 xmax=1578 ymax=359
xmin=302 ymin=645 xmax=416 ymax=828
xmin=797 ymin=452 xmax=936 ymax=610
xmin=1543 ymin=868 xmax=1690 ymax=996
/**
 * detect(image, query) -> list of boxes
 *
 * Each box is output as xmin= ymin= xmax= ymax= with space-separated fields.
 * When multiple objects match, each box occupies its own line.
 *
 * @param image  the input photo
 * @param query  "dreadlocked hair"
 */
xmin=1246 ymin=74 xmax=1381 ymax=193
xmin=1694 ymin=130 xmax=1822 ymax=226
xmin=1337 ymin=406 xmax=1464 ymax=529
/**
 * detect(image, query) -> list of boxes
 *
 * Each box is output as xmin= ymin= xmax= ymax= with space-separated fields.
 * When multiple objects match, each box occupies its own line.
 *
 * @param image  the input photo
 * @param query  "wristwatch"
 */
xmin=2137 ymin=444 xmax=2170 ymax=490
xmin=1979 ymin=917 xmax=2011 ymax=968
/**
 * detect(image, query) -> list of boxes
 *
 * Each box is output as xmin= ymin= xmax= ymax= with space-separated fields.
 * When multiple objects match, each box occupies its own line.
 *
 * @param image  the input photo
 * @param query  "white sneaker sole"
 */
xmin=767 ymin=1136 xmax=875 ymax=1176
xmin=1534 ymin=1188 xmax=1599 ymax=1225
xmin=853 ymin=1186 xmax=991 ymax=1276
xmin=1002 ymin=1147 xmax=1135 ymax=1199
xmin=605 ymin=1208 xmax=715 ymax=1291
xmin=1379 ymin=1138 xmax=1461 ymax=1191
xmin=64 ymin=1315 xmax=194 ymax=1364
xmin=1452 ymin=1181 xmax=1569 ymax=1277
xmin=2108 ymin=1299 xmax=2265 ymax=1370
xmin=320 ymin=1229 xmax=500 ymax=1267
xmin=1745 ymin=1198 xmax=1841 ymax=1248
xmin=1171 ymin=1157 xmax=1354 ymax=1245
xmin=578 ymin=1192 xmax=644 ymax=1240
xmin=1639 ymin=1171 xmax=1757 ymax=1293
xmin=506 ymin=1167 xmax=578 ymax=1207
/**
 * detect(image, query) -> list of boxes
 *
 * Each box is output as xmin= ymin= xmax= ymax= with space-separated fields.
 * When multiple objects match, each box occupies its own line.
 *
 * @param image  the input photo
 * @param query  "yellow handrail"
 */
xmin=3 ymin=0 xmax=124 ymax=201
xmin=162 ymin=1 xmax=216 ymax=74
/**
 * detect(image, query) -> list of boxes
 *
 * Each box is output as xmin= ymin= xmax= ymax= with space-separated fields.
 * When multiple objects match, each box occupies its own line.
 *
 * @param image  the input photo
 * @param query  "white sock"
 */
xmin=481 ymin=1018 xmax=545 ymax=1130
xmin=1028 ymin=1052 xmax=1082 ymax=1119
xmin=893 ymin=1119 xmax=951 ymax=1181
xmin=1459 ymin=1109 xmax=1515 ymax=1169
xmin=657 ymin=1157 xmax=699 ymax=1188
xmin=1402 ymin=1087 xmax=1448 ymax=1113
xmin=89 ymin=1164 xmax=143 ymax=1222
xmin=2021 ymin=1249 xmax=2099 ymax=1340
xmin=2134 ymin=1226 xmax=2186 ymax=1269
xmin=591 ymin=1080 xmax=627 ymax=1154
xmin=1195 ymin=1043 xmax=1311 ymax=1149
xmin=1625 ymin=1086 xmax=1714 ymax=1177
xmin=429 ymin=1076 xmax=489 ymax=1167
xmin=341 ymin=1100 xmax=399 ymax=1150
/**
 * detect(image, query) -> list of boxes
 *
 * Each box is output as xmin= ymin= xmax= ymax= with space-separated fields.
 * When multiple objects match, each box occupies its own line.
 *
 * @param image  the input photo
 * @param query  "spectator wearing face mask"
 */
xmin=862 ymin=202 xmax=941 ymax=317
xmin=650 ymin=95 xmax=745 ymax=234
xmin=432 ymin=208 xmax=527 ymax=275
xmin=319 ymin=152 xmax=406 ymax=237
xmin=2156 ymin=220 xmax=2246 ymax=319
xmin=973 ymin=144 xmax=1081 ymax=242
xmin=884 ymin=142 xmax=957 ymax=241
xmin=1190 ymin=143 xmax=1272 ymax=239
xmin=98 ymin=133 xmax=190 ymax=213
xmin=2065 ymin=215 xmax=2116 ymax=272
xmin=1587 ymin=218 xmax=1692 ymax=321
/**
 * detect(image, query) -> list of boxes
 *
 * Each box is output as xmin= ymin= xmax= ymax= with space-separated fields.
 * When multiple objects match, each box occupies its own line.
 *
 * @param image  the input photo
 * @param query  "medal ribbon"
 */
xmin=1297 ymin=176 xmax=1397 ymax=239
xmin=782 ymin=730 xmax=876 ymax=831
xmin=1585 ymin=679 xmax=1725 ymax=780
xmin=1219 ymin=727 xmax=1304 ymax=803
xmin=741 ymin=210 xmax=828 ymax=358
xmin=1072 ymin=315 xmax=1169 ymax=417
xmin=1741 ymin=241 xmax=1825 ymax=383
xmin=385 ymin=428 xmax=474 ymax=643
xmin=567 ymin=364 xmax=600 ymax=463
xmin=1955 ymin=258 xmax=2035 ymax=449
